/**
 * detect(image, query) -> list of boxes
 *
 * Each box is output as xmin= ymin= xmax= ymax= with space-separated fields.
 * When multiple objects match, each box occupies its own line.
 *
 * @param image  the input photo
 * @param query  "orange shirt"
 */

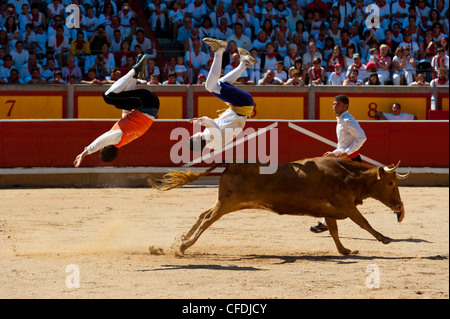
xmin=110 ymin=109 xmax=154 ymax=148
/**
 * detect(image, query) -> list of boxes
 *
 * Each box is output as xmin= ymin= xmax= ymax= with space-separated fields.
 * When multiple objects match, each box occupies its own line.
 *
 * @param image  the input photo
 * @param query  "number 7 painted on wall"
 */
xmin=5 ymin=100 xmax=16 ymax=117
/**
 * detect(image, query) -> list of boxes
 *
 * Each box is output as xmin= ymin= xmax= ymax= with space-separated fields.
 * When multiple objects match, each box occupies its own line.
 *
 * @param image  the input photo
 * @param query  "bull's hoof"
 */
xmin=174 ymin=249 xmax=184 ymax=257
xmin=381 ymin=237 xmax=393 ymax=244
xmin=339 ymin=249 xmax=359 ymax=255
xmin=176 ymin=243 xmax=187 ymax=256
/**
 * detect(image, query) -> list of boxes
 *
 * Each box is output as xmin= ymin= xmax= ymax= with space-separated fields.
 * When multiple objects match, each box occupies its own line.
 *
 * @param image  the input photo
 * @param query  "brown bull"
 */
xmin=149 ymin=157 xmax=410 ymax=255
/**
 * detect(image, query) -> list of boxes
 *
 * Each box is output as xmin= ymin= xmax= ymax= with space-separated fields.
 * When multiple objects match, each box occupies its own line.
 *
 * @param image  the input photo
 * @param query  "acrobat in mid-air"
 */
xmin=73 ymin=54 xmax=160 ymax=167
xmin=189 ymin=37 xmax=256 ymax=151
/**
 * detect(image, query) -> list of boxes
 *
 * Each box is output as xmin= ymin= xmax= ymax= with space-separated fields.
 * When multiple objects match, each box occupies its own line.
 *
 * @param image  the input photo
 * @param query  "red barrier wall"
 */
xmin=0 ymin=120 xmax=448 ymax=168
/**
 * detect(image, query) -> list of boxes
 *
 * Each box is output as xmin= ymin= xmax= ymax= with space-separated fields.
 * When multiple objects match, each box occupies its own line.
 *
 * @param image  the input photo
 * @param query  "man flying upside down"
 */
xmin=189 ymin=37 xmax=256 ymax=152
xmin=73 ymin=54 xmax=160 ymax=167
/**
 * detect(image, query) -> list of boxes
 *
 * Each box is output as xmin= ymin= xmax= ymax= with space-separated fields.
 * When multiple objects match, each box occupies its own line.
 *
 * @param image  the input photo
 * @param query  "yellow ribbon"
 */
xmin=217 ymin=102 xmax=255 ymax=118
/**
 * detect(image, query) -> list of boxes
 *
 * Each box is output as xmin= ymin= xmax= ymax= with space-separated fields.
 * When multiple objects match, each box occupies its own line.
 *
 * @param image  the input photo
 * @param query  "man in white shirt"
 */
xmin=430 ymin=68 xmax=449 ymax=87
xmin=185 ymin=39 xmax=209 ymax=83
xmin=10 ymin=40 xmax=29 ymax=74
xmin=186 ymin=0 xmax=207 ymax=27
xmin=73 ymin=55 xmax=158 ymax=167
xmin=376 ymin=103 xmax=417 ymax=120
xmin=431 ymin=48 xmax=449 ymax=76
xmin=327 ymin=63 xmax=346 ymax=85
xmin=226 ymin=23 xmax=252 ymax=51
xmin=209 ymin=1 xmax=231 ymax=28
xmin=310 ymin=94 xmax=367 ymax=233
xmin=131 ymin=29 xmax=156 ymax=59
xmin=189 ymin=37 xmax=256 ymax=152
xmin=347 ymin=53 xmax=368 ymax=83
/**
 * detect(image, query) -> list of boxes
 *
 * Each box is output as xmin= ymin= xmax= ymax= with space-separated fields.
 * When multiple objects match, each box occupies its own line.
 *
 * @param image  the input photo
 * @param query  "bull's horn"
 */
xmin=396 ymin=170 xmax=412 ymax=179
xmin=383 ymin=160 xmax=401 ymax=173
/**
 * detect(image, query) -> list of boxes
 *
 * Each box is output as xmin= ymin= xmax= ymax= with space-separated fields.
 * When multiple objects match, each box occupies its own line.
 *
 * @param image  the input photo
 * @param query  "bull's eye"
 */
xmin=388 ymin=181 xmax=395 ymax=187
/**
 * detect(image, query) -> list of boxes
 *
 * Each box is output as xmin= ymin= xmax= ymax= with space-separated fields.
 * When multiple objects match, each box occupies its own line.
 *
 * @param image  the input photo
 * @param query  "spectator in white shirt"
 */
xmin=148 ymin=0 xmax=167 ymax=30
xmin=376 ymin=103 xmax=417 ymax=120
xmin=109 ymin=29 xmax=123 ymax=53
xmin=226 ymin=22 xmax=252 ymax=51
xmin=346 ymin=53 xmax=368 ymax=83
xmin=392 ymin=46 xmax=416 ymax=85
xmin=185 ymin=39 xmax=209 ymax=83
xmin=209 ymin=1 xmax=231 ymax=28
xmin=22 ymin=54 xmax=43 ymax=82
xmin=231 ymin=2 xmax=252 ymax=38
xmin=18 ymin=2 xmax=32 ymax=34
xmin=47 ymin=0 xmax=64 ymax=21
xmin=327 ymin=63 xmax=346 ymax=85
xmin=430 ymin=68 xmax=449 ymax=86
xmin=224 ymin=52 xmax=248 ymax=78
xmin=0 ymin=54 xmax=14 ymax=81
xmin=343 ymin=68 xmax=363 ymax=85
xmin=399 ymin=31 xmax=419 ymax=59
xmin=48 ymin=24 xmax=69 ymax=68
xmin=131 ymin=29 xmax=156 ymax=59
xmin=10 ymin=40 xmax=29 ymax=74
xmin=214 ymin=17 xmax=233 ymax=40
xmin=247 ymin=47 xmax=261 ymax=84
xmin=47 ymin=15 xmax=70 ymax=39
xmin=431 ymin=48 xmax=449 ymax=78
xmin=258 ymin=69 xmax=282 ymax=85
xmin=186 ymin=0 xmax=207 ymax=27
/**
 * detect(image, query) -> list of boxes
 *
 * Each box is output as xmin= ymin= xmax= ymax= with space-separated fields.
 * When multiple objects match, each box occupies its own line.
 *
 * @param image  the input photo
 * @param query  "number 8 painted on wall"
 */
xmin=365 ymin=4 xmax=380 ymax=29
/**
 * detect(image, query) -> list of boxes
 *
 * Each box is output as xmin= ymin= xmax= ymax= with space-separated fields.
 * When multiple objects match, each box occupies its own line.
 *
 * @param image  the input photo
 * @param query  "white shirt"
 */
xmin=333 ymin=111 xmax=367 ymax=157
xmin=224 ymin=64 xmax=248 ymax=78
xmin=197 ymin=108 xmax=246 ymax=150
xmin=226 ymin=33 xmax=252 ymax=51
xmin=10 ymin=50 xmax=29 ymax=69
xmin=431 ymin=78 xmax=449 ymax=87
xmin=431 ymin=55 xmax=449 ymax=71
xmin=382 ymin=113 xmax=415 ymax=120
xmin=328 ymin=71 xmax=346 ymax=85
xmin=185 ymin=50 xmax=209 ymax=68
xmin=48 ymin=34 xmax=69 ymax=52
xmin=86 ymin=129 xmax=122 ymax=154
xmin=186 ymin=2 xmax=206 ymax=19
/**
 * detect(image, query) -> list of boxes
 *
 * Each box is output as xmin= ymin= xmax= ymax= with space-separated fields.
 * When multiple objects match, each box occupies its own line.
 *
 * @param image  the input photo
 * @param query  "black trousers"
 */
xmin=102 ymin=89 xmax=160 ymax=118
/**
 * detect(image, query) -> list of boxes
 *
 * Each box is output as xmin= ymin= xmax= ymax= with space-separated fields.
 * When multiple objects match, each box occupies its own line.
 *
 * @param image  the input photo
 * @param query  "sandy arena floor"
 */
xmin=0 ymin=186 xmax=448 ymax=299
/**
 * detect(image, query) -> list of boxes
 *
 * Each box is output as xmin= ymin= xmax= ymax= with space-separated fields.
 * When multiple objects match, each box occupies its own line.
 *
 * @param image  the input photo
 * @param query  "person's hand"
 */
xmin=73 ymin=150 xmax=88 ymax=167
xmin=323 ymin=151 xmax=336 ymax=157
xmin=323 ymin=151 xmax=348 ymax=158
xmin=335 ymin=151 xmax=348 ymax=158
xmin=189 ymin=117 xmax=203 ymax=125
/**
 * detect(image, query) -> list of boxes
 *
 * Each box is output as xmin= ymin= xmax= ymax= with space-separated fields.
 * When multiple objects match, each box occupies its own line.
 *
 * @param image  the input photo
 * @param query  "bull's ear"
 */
xmin=377 ymin=166 xmax=385 ymax=180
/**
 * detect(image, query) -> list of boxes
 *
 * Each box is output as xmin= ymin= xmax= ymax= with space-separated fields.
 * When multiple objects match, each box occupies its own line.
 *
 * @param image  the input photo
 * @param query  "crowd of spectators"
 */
xmin=0 ymin=0 xmax=448 ymax=87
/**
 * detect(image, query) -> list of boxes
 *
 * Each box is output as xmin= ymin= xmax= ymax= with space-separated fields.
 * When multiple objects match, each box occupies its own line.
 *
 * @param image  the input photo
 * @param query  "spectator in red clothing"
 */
xmin=326 ymin=45 xmax=345 ymax=77
xmin=120 ymin=54 xmax=136 ymax=75
xmin=114 ymin=39 xmax=137 ymax=68
xmin=419 ymin=31 xmax=437 ymax=61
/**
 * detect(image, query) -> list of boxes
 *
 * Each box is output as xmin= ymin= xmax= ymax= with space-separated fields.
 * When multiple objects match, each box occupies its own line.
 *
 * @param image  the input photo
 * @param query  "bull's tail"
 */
xmin=148 ymin=163 xmax=222 ymax=191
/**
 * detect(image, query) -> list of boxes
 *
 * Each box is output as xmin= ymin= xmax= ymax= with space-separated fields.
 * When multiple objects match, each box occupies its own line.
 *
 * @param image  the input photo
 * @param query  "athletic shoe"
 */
xmin=133 ymin=54 xmax=147 ymax=79
xmin=310 ymin=221 xmax=328 ymax=233
xmin=237 ymin=48 xmax=256 ymax=67
xmin=202 ymin=38 xmax=228 ymax=52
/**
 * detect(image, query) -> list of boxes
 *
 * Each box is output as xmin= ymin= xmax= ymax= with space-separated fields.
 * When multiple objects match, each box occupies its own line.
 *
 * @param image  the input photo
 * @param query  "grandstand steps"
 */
xmin=157 ymin=38 xmax=184 ymax=60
